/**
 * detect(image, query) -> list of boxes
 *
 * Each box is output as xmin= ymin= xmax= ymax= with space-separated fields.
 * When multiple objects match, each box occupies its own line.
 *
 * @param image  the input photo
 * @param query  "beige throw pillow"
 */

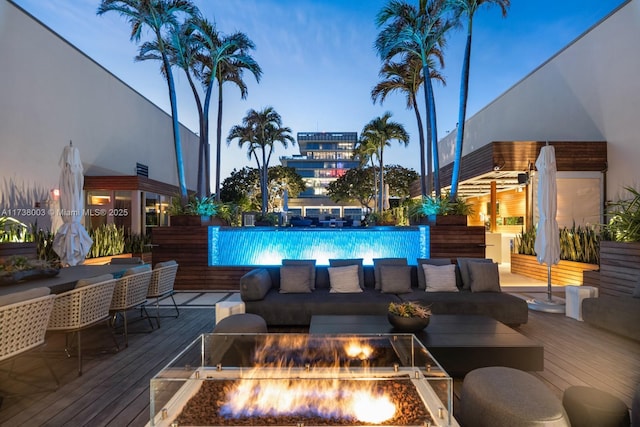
xmin=328 ymin=265 xmax=362 ymax=293
xmin=423 ymin=264 xmax=458 ymax=292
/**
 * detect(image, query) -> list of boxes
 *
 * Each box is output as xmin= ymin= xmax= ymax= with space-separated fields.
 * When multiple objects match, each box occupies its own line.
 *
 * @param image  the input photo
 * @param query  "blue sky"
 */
xmin=12 ymin=0 xmax=627 ymax=184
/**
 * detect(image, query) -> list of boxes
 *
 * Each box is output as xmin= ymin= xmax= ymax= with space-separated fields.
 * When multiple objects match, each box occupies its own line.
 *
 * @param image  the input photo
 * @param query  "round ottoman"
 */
xmin=562 ymin=386 xmax=630 ymax=427
xmin=459 ymin=367 xmax=571 ymax=427
xmin=213 ymin=313 xmax=267 ymax=333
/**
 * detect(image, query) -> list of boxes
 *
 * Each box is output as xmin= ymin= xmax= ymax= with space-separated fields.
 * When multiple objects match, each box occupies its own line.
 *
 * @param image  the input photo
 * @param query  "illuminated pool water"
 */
xmin=209 ymin=226 xmax=429 ymax=266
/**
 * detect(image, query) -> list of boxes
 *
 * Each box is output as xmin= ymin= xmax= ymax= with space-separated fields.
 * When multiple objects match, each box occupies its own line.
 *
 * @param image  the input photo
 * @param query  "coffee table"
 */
xmin=310 ymin=314 xmax=544 ymax=376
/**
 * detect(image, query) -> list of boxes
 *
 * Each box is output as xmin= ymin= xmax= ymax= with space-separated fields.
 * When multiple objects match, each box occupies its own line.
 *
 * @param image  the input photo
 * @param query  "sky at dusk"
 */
xmin=11 ymin=0 xmax=627 ymax=186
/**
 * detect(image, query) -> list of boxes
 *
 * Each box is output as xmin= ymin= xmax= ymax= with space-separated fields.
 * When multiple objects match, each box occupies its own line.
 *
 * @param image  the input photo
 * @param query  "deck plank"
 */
xmin=1 ymin=294 xmax=639 ymax=426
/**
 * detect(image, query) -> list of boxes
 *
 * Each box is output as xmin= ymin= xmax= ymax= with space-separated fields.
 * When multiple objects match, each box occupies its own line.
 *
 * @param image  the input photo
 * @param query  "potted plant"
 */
xmin=387 ymin=301 xmax=432 ymax=332
xmin=168 ymin=195 xmax=228 ymax=226
xmin=409 ymin=194 xmax=470 ymax=226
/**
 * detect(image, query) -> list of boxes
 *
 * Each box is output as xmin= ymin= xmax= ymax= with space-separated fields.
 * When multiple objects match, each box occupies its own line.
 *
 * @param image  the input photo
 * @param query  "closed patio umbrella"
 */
xmin=532 ymin=144 xmax=563 ymax=309
xmin=52 ymin=142 xmax=93 ymax=266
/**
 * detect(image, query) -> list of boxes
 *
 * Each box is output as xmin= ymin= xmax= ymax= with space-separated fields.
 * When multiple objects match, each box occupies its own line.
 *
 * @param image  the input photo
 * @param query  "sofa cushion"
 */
xmin=417 ymin=258 xmax=454 ymax=289
xmin=328 ymin=265 xmax=362 ymax=293
xmin=458 ymin=258 xmax=493 ymax=290
xmin=240 ymin=268 xmax=273 ymax=301
xmin=329 ymin=259 xmax=364 ymax=288
xmin=469 ymin=262 xmax=501 ymax=292
xmin=373 ymin=258 xmax=408 ymax=290
xmin=283 ymin=259 xmax=316 ymax=289
xmin=380 ymin=265 xmax=412 ymax=294
xmin=423 ymin=264 xmax=458 ymax=292
xmin=279 ymin=265 xmax=313 ymax=293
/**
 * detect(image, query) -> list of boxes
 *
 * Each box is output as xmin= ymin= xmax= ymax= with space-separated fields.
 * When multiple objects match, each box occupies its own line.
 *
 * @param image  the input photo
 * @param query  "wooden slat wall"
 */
xmin=596 ymin=241 xmax=640 ymax=297
xmin=84 ymin=175 xmax=183 ymax=195
xmin=430 ymin=225 xmax=486 ymax=259
xmin=435 ymin=141 xmax=607 ymax=189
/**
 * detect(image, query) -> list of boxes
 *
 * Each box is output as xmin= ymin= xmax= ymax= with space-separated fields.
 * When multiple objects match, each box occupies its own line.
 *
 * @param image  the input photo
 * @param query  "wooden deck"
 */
xmin=1 ymin=295 xmax=638 ymax=426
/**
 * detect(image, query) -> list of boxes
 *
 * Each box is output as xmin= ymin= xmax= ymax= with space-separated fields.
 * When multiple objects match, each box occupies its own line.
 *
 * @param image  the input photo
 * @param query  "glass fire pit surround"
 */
xmin=149 ymin=333 xmax=458 ymax=427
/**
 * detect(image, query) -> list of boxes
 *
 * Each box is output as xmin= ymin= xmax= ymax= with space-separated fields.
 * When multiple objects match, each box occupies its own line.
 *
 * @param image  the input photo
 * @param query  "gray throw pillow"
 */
xmin=457 ymin=258 xmax=493 ymax=290
xmin=240 ymin=268 xmax=272 ymax=301
xmin=380 ymin=265 xmax=412 ymax=294
xmin=417 ymin=258 xmax=453 ymax=289
xmin=328 ymin=265 xmax=362 ymax=293
xmin=423 ymin=264 xmax=458 ymax=292
xmin=279 ymin=265 xmax=313 ymax=293
xmin=329 ymin=258 xmax=364 ymax=288
xmin=283 ymin=259 xmax=316 ymax=289
xmin=468 ymin=262 xmax=501 ymax=292
xmin=373 ymin=258 xmax=408 ymax=290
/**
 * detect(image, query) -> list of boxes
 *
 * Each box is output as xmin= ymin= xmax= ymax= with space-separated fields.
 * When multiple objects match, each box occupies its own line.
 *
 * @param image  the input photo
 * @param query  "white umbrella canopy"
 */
xmin=52 ymin=143 xmax=93 ymax=266
xmin=534 ymin=145 xmax=561 ymax=303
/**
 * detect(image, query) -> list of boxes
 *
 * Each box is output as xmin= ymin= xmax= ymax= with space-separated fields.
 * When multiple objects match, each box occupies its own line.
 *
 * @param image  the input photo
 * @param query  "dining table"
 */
xmin=0 ymin=264 xmax=130 ymax=296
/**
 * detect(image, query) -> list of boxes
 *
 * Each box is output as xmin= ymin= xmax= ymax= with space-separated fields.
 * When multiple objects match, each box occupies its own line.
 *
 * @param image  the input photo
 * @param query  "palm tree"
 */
xmin=191 ymin=18 xmax=261 ymax=201
xmin=375 ymin=0 xmax=452 ymax=197
xmin=354 ymin=136 xmax=381 ymax=212
xmin=227 ymin=107 xmax=295 ymax=216
xmin=97 ymin=0 xmax=198 ymax=201
xmin=371 ymin=55 xmax=445 ymax=197
xmin=448 ymin=0 xmax=510 ymax=200
xmin=359 ymin=112 xmax=409 ymax=212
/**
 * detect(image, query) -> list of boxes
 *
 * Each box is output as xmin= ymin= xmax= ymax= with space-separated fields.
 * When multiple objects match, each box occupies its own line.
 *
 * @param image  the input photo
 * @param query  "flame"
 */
xmin=218 ymin=335 xmax=396 ymax=424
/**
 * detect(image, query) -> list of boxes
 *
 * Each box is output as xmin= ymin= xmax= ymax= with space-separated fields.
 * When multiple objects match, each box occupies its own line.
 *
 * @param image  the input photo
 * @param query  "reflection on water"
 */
xmin=209 ymin=226 xmax=429 ymax=266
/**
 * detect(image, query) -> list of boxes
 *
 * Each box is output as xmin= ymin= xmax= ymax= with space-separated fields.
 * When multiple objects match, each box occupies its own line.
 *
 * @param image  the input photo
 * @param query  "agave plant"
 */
xmin=388 ymin=301 xmax=431 ymax=319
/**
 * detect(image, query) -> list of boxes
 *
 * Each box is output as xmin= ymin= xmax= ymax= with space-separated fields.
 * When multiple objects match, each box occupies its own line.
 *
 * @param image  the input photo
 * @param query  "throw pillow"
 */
xmin=283 ymin=259 xmax=316 ymax=289
xmin=380 ymin=265 xmax=413 ymax=294
xmin=423 ymin=264 xmax=458 ymax=292
xmin=329 ymin=258 xmax=364 ymax=288
xmin=457 ymin=258 xmax=493 ymax=290
xmin=468 ymin=262 xmax=502 ymax=292
xmin=417 ymin=258 xmax=453 ymax=289
xmin=373 ymin=258 xmax=408 ymax=290
xmin=328 ymin=264 xmax=362 ymax=293
xmin=279 ymin=265 xmax=313 ymax=293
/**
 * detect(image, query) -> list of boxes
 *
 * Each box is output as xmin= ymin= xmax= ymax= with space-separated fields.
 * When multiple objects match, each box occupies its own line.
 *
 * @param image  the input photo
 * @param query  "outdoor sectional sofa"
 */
xmin=239 ymin=258 xmax=528 ymax=327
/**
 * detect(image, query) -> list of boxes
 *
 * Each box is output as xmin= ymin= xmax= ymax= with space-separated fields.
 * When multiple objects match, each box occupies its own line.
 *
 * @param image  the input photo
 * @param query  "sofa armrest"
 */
xmin=240 ymin=268 xmax=273 ymax=301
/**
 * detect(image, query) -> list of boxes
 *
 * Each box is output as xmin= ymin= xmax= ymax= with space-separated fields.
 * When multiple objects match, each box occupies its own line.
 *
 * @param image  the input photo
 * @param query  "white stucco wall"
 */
xmin=439 ymin=0 xmax=640 ymax=201
xmin=0 ymin=1 xmax=199 ymax=209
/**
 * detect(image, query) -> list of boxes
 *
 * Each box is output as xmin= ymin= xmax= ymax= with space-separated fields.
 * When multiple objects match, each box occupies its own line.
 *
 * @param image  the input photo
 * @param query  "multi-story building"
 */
xmin=280 ymin=132 xmax=364 ymax=219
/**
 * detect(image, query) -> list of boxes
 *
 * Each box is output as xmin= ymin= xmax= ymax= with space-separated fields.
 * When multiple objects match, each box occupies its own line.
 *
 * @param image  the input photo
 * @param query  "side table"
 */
xmin=565 ymin=286 xmax=598 ymax=321
xmin=215 ymin=300 xmax=245 ymax=324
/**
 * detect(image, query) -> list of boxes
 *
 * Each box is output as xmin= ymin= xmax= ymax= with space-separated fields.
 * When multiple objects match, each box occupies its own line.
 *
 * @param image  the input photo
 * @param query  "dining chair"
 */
xmin=147 ymin=260 xmax=179 ymax=328
xmin=0 ymin=287 xmax=57 ymax=405
xmin=46 ymin=274 xmax=117 ymax=375
xmin=109 ymin=265 xmax=154 ymax=347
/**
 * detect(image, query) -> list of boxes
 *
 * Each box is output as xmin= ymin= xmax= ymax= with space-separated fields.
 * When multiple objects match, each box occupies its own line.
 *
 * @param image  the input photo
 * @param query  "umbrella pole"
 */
xmin=547 ymin=264 xmax=553 ymax=302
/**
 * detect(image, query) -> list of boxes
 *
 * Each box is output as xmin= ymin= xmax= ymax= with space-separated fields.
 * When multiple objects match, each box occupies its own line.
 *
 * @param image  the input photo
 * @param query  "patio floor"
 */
xmin=1 ymin=287 xmax=638 ymax=426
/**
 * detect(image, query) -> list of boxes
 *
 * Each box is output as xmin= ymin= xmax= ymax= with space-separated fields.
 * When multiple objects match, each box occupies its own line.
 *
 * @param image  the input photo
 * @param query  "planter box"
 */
xmin=169 ymin=215 xmax=228 ymax=227
xmin=596 ymin=241 xmax=640 ymax=297
xmin=510 ymin=253 xmax=599 ymax=286
xmin=411 ymin=215 xmax=468 ymax=226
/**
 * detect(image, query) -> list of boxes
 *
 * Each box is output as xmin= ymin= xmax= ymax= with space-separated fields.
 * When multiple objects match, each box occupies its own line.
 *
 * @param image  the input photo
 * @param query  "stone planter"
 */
xmin=510 ymin=253 xmax=599 ymax=286
xmin=387 ymin=313 xmax=431 ymax=332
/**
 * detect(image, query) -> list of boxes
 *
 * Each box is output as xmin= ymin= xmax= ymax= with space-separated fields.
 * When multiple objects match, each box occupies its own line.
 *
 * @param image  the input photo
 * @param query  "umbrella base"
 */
xmin=527 ymin=296 xmax=566 ymax=313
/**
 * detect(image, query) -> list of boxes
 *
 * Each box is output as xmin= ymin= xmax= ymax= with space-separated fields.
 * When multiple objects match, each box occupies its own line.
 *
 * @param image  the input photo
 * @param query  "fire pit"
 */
xmin=149 ymin=334 xmax=457 ymax=426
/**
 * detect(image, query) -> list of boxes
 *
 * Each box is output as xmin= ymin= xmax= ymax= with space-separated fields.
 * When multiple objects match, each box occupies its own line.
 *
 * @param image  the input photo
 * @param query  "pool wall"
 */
xmin=209 ymin=226 xmax=430 ymax=266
